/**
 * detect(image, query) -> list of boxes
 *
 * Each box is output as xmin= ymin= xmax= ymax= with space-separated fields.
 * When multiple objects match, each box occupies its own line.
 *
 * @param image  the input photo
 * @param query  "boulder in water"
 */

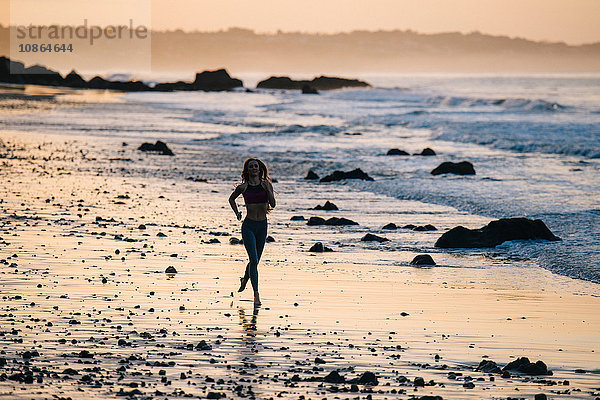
xmin=387 ymin=148 xmax=409 ymax=155
xmin=435 ymin=218 xmax=560 ymax=248
xmin=431 ymin=161 xmax=475 ymax=175
xmin=320 ymin=168 xmax=374 ymax=182
xmin=410 ymin=254 xmax=436 ymax=265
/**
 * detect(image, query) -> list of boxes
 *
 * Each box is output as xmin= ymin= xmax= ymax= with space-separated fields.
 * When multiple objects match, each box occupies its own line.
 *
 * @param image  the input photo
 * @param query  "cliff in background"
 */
xmin=1 ymin=26 xmax=599 ymax=75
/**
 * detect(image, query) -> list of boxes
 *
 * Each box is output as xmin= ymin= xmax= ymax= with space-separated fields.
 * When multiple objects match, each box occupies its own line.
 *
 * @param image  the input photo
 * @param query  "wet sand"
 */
xmin=1 ymin=124 xmax=599 ymax=399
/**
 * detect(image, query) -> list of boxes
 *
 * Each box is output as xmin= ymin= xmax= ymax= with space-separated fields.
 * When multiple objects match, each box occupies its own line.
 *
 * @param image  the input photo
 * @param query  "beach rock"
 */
xmin=418 ymin=396 xmax=443 ymax=400
xmin=138 ymin=141 xmax=174 ymax=156
xmin=320 ymin=168 xmax=374 ymax=182
xmin=356 ymin=371 xmax=378 ymax=385
xmin=402 ymin=224 xmax=416 ymax=229
xmin=477 ymin=360 xmax=502 ymax=374
xmin=165 ymin=266 xmax=177 ymax=273
xmin=314 ymin=357 xmax=326 ymax=364
xmin=192 ymin=69 xmax=243 ymax=91
xmin=410 ymin=254 xmax=436 ymax=265
xmin=382 ymin=223 xmax=397 ymax=229
xmin=435 ymin=218 xmax=561 ymax=248
xmin=314 ymin=201 xmax=339 ymax=210
xmin=196 ymin=340 xmax=212 ymax=350
xmin=463 ymin=381 xmax=475 ymax=389
xmin=308 ymin=216 xmax=358 ymax=226
xmin=414 ymin=377 xmax=425 ymax=387
xmin=361 ymin=233 xmax=389 ymax=242
xmin=307 ymin=216 xmax=327 ymax=225
xmin=266 ymin=235 xmax=275 ymax=242
xmin=431 ymin=161 xmax=475 ymax=175
xmin=309 ymin=242 xmax=333 ymax=252
xmin=324 ymin=370 xmax=346 ymax=383
xmin=305 ymin=170 xmax=320 ymax=180
xmin=257 ymin=75 xmax=370 ymax=90
xmin=325 ymin=217 xmax=358 ymax=226
xmin=302 ymin=84 xmax=319 ymax=94
xmin=418 ymin=148 xmax=436 ymax=156
xmin=229 ymin=237 xmax=241 ymax=244
xmin=207 ymin=392 xmax=224 ymax=399
xmin=412 ymin=224 xmax=437 ymax=231
xmin=387 ymin=148 xmax=409 ymax=155
xmin=534 ymin=394 xmax=548 ymax=400
xmin=503 ymin=357 xmax=551 ymax=375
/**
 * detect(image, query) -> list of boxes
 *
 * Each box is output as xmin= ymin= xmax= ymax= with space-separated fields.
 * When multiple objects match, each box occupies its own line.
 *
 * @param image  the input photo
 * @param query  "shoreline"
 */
xmin=1 ymin=127 xmax=599 ymax=399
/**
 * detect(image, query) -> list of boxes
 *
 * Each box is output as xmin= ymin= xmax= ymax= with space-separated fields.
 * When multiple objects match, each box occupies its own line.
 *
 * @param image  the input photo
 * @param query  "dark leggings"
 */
xmin=241 ymin=218 xmax=267 ymax=291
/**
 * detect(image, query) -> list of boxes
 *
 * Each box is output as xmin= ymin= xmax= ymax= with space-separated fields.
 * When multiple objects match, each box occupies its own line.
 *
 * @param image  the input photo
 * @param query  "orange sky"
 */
xmin=2 ymin=0 xmax=599 ymax=45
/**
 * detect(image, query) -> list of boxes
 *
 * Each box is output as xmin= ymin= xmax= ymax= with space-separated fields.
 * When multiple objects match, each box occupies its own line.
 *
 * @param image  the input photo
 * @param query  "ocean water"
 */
xmin=2 ymin=74 xmax=599 ymax=283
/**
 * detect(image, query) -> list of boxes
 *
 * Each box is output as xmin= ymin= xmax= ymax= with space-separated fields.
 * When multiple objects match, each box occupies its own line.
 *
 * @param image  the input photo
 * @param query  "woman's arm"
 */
xmin=229 ymin=184 xmax=246 ymax=220
xmin=263 ymin=180 xmax=276 ymax=208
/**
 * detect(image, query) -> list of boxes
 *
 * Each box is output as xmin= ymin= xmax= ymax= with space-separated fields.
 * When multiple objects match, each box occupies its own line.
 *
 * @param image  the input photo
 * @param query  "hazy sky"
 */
xmin=2 ymin=0 xmax=599 ymax=45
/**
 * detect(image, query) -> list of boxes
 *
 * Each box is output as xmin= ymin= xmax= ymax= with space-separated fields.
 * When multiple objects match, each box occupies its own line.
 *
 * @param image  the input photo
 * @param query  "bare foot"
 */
xmin=238 ymin=276 xmax=249 ymax=292
xmin=253 ymin=291 xmax=261 ymax=306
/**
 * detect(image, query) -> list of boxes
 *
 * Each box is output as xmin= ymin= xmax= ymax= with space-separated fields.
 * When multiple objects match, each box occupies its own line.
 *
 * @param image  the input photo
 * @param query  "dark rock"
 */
xmin=153 ymin=81 xmax=194 ymax=91
xmin=117 ymin=389 xmax=143 ymax=397
xmin=106 ymin=80 xmax=150 ymax=91
xmin=309 ymin=242 xmax=333 ymax=252
xmin=307 ymin=216 xmax=326 ymax=226
xmin=290 ymin=215 xmax=306 ymax=221
xmin=207 ymin=392 xmax=224 ymax=399
xmin=196 ymin=340 xmax=212 ymax=350
xmin=325 ymin=217 xmax=358 ymax=226
xmin=266 ymin=235 xmax=275 ymax=242
xmin=165 ymin=266 xmax=177 ymax=273
xmin=257 ymin=75 xmax=370 ymax=91
xmin=63 ymin=368 xmax=79 ymax=375
xmin=412 ymin=224 xmax=437 ymax=231
xmin=410 ymin=254 xmax=436 ymax=265
xmin=309 ymin=242 xmax=324 ymax=252
xmin=78 ymin=350 xmax=94 ymax=358
xmin=503 ymin=357 xmax=551 ymax=375
xmin=314 ymin=201 xmax=339 ymax=210
xmin=357 ymin=371 xmax=378 ymax=385
xmin=382 ymin=223 xmax=397 ymax=230
xmin=229 ymin=237 xmax=241 ymax=245
xmin=192 ymin=69 xmax=242 ymax=91
xmin=301 ymin=84 xmax=319 ymax=94
xmin=477 ymin=360 xmax=502 ymax=374
xmin=402 ymin=224 xmax=416 ymax=229
xmin=320 ymin=168 xmax=373 ymax=182
xmin=361 ymin=233 xmax=389 ymax=242
xmin=501 ymin=370 xmax=511 ymax=378
xmin=138 ymin=224 xmax=146 ymax=230
xmin=418 ymin=148 xmax=436 ymax=156
xmin=534 ymin=394 xmax=547 ymax=400
xmin=323 ymin=370 xmax=345 ymax=383
xmin=308 ymin=216 xmax=358 ymax=226
xmin=431 ymin=161 xmax=475 ymax=175
xmin=435 ymin=218 xmax=561 ymax=248
xmin=414 ymin=377 xmax=425 ymax=387
xmin=138 ymin=140 xmax=174 ymax=156
xmin=314 ymin=357 xmax=326 ymax=364
xmin=418 ymin=396 xmax=443 ymax=400
xmin=463 ymin=381 xmax=475 ymax=389
xmin=305 ymin=170 xmax=320 ymax=180
xmin=387 ymin=148 xmax=409 ymax=155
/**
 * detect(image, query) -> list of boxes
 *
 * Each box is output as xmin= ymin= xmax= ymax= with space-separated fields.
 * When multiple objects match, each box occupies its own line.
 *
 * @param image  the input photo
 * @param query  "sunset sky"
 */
xmin=2 ymin=0 xmax=599 ymax=45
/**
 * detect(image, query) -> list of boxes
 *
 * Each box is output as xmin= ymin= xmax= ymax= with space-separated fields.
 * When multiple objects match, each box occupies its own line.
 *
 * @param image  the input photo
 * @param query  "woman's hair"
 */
xmin=241 ymin=158 xmax=271 ymax=183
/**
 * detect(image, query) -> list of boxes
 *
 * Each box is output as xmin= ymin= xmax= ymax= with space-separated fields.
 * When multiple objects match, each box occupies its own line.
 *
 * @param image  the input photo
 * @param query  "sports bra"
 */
xmin=243 ymin=183 xmax=268 ymax=205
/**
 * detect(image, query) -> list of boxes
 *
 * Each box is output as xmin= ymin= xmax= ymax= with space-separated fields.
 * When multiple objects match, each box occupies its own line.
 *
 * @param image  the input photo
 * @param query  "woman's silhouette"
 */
xmin=228 ymin=158 xmax=276 ymax=306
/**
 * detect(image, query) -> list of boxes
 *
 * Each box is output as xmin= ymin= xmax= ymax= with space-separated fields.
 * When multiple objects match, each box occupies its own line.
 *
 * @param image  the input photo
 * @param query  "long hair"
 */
xmin=241 ymin=158 xmax=271 ymax=184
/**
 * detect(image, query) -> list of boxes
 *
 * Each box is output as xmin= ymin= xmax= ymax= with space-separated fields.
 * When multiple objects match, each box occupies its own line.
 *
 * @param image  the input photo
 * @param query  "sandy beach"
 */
xmin=1 ymin=94 xmax=599 ymax=400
